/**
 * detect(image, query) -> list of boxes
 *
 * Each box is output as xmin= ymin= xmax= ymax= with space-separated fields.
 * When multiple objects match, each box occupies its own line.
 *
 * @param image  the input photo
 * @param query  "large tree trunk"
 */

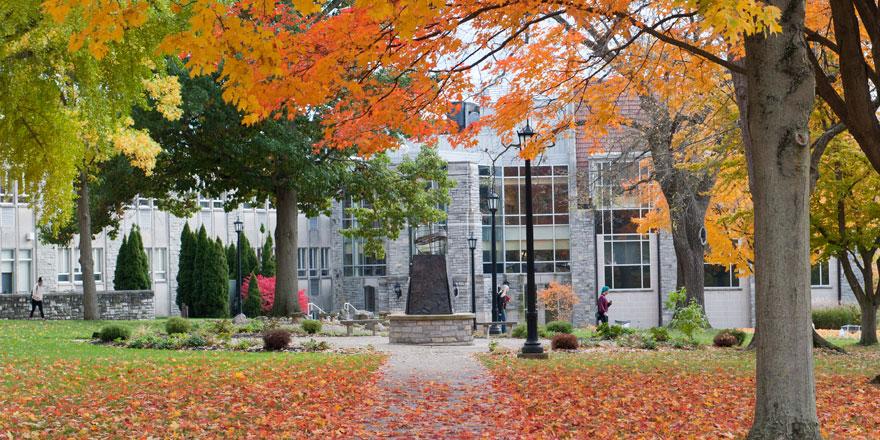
xmin=77 ymin=170 xmax=99 ymax=320
xmin=743 ymin=0 xmax=821 ymax=437
xmin=859 ymin=304 xmax=878 ymax=345
xmin=668 ymin=193 xmax=710 ymax=307
xmin=838 ymin=249 xmax=879 ymax=346
xmin=272 ymin=186 xmax=299 ymax=316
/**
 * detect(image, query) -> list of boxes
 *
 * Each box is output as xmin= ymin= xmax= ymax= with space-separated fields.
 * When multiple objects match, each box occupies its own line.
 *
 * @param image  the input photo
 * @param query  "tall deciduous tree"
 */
xmin=811 ymin=139 xmax=880 ymax=346
xmin=3 ymin=0 xmax=183 ymax=319
xmin=135 ymin=64 xmax=452 ymax=316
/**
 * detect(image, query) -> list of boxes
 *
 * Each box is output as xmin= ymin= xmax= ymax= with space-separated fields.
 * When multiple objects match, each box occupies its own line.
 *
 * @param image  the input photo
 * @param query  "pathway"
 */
xmin=290 ymin=336 xmax=539 ymax=439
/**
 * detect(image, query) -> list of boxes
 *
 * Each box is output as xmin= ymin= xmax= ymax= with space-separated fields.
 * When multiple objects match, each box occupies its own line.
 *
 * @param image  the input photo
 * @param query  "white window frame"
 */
xmin=811 ymin=261 xmax=831 ymax=287
xmin=320 ymin=248 xmax=329 ymax=277
xmin=1 ymin=249 xmax=15 ymax=294
xmin=57 ymin=248 xmax=72 ymax=283
xmin=601 ymin=234 xmax=652 ymax=291
xmin=297 ymin=248 xmax=307 ymax=278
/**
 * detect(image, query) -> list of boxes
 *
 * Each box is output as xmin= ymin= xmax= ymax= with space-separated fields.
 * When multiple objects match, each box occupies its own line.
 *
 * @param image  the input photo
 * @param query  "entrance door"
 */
xmin=364 ymin=286 xmax=376 ymax=312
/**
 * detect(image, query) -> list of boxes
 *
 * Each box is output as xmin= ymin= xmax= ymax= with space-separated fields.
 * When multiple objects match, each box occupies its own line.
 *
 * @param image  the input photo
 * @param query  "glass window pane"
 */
xmin=612 ymin=266 xmax=643 ymax=289
xmin=612 ymin=241 xmax=642 ymax=265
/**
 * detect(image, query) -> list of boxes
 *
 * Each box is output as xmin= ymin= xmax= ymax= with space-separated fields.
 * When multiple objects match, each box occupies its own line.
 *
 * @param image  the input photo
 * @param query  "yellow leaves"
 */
xmin=143 ymin=75 xmax=183 ymax=121
xmin=111 ymin=122 xmax=161 ymax=175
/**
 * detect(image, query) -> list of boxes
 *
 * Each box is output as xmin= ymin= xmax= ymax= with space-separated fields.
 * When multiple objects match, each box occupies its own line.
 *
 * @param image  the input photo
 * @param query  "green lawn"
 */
xmin=0 ymin=319 xmax=383 ymax=438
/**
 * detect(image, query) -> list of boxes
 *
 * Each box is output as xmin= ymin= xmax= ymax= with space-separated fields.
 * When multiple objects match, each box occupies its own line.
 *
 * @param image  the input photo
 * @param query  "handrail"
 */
xmin=307 ymin=302 xmax=326 ymax=316
xmin=342 ymin=303 xmax=360 ymax=320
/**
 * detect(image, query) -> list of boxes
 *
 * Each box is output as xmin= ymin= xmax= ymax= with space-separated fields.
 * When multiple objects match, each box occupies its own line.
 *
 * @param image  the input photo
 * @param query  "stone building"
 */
xmin=0 ymin=102 xmax=857 ymax=324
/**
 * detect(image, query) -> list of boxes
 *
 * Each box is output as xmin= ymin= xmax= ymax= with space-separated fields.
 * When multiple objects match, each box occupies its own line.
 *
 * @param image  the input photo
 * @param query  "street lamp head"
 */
xmin=234 ymin=216 xmax=244 ymax=233
xmin=488 ymin=191 xmax=499 ymax=211
xmin=517 ymin=120 xmax=536 ymax=145
xmin=468 ymin=233 xmax=477 ymax=250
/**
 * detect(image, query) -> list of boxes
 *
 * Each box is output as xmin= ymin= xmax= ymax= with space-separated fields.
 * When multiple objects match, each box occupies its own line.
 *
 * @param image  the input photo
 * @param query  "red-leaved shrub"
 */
xmin=262 ymin=329 xmax=291 ymax=351
xmin=551 ymin=333 xmax=579 ymax=350
xmin=713 ymin=332 xmax=738 ymax=347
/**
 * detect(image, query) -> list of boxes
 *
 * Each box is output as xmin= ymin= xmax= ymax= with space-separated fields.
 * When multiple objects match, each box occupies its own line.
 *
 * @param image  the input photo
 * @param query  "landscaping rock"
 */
xmin=233 ymin=314 xmax=248 ymax=325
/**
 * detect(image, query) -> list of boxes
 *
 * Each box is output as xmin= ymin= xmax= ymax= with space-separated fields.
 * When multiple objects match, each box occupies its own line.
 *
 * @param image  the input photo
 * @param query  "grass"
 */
xmin=0 ymin=319 xmax=384 ymax=437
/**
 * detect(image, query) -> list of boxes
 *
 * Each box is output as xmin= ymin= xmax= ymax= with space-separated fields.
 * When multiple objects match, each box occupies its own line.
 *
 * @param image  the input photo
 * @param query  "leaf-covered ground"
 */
xmin=482 ymin=347 xmax=880 ymax=439
xmin=0 ymin=320 xmax=384 ymax=438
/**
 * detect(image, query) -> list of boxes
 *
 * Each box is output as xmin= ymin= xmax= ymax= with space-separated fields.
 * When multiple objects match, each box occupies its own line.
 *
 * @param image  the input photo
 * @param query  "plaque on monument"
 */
xmin=405 ymin=254 xmax=452 ymax=315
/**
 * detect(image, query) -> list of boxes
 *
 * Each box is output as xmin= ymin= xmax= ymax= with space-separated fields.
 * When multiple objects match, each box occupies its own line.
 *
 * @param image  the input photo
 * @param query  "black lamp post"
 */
xmin=234 ymin=216 xmax=244 ymax=317
xmin=488 ymin=191 xmax=501 ymax=335
xmin=516 ymin=121 xmax=547 ymax=359
xmin=468 ymin=232 xmax=478 ymax=330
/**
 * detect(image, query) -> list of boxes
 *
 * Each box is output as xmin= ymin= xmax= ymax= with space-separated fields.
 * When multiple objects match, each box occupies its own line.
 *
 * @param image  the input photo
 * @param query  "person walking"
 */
xmin=498 ymin=281 xmax=511 ymax=333
xmin=30 ymin=277 xmax=46 ymax=319
xmin=597 ymin=285 xmax=612 ymax=325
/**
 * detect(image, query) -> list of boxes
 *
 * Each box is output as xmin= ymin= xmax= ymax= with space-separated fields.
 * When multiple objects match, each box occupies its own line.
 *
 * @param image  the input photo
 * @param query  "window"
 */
xmin=811 ymin=262 xmax=831 ymax=287
xmin=153 ymin=248 xmax=167 ymax=282
xmin=73 ymin=248 xmax=104 ymax=282
xmin=199 ymin=198 xmax=210 ymax=209
xmin=1 ymin=250 xmax=14 ymax=294
xmin=592 ymin=159 xmax=653 ymax=209
xmin=320 ymin=248 xmax=329 ymax=277
xmin=479 ymin=165 xmax=570 ymax=274
xmin=308 ymin=248 xmax=318 ymax=278
xmin=705 ymin=264 xmax=740 ymax=288
xmin=298 ymin=248 xmax=307 ymax=278
xmin=603 ymin=235 xmax=651 ymax=289
xmin=0 ymin=207 xmax=13 ymax=228
xmin=309 ymin=278 xmax=320 ymax=299
xmin=213 ymin=199 xmax=224 ymax=209
xmin=342 ymin=200 xmax=387 ymax=277
xmin=17 ymin=249 xmax=32 ymax=293
xmin=137 ymin=197 xmax=152 ymax=209
xmin=309 ymin=217 xmax=319 ymax=230
xmin=0 ymin=185 xmax=13 ymax=204
xmin=57 ymin=248 xmax=72 ymax=283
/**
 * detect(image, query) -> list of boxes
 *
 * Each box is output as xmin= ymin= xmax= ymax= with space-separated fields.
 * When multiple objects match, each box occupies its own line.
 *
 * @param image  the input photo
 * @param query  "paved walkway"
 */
xmin=291 ymin=336 xmax=541 ymax=438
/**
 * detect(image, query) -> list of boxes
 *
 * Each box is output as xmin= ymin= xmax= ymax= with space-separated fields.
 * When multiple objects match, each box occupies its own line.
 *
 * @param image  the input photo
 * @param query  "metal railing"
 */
xmin=342 ymin=303 xmax=361 ymax=320
xmin=307 ymin=303 xmax=326 ymax=320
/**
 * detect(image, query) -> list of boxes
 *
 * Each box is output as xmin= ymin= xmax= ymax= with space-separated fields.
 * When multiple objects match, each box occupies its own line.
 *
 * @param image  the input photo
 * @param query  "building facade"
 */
xmin=0 ymin=105 xmax=858 ymax=325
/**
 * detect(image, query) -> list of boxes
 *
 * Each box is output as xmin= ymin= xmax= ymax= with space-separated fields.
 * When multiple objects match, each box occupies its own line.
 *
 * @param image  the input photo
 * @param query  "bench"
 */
xmin=839 ymin=324 xmax=861 ymax=337
xmin=340 ymin=319 xmax=382 ymax=336
xmin=477 ymin=321 xmax=518 ymax=338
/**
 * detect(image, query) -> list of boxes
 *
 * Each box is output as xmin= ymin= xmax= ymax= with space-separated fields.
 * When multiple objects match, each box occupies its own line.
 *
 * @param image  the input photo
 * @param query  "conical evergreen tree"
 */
xmin=240 ymin=234 xmax=259 ymax=278
xmin=113 ymin=234 xmax=129 ymax=289
xmin=198 ymin=237 xmax=230 ymax=318
xmin=226 ymin=243 xmax=236 ymax=277
xmin=176 ymin=223 xmax=196 ymax=313
xmin=191 ymin=226 xmax=209 ymax=317
xmin=243 ymin=272 xmax=262 ymax=317
xmin=127 ymin=225 xmax=151 ymax=290
xmin=260 ymin=234 xmax=276 ymax=277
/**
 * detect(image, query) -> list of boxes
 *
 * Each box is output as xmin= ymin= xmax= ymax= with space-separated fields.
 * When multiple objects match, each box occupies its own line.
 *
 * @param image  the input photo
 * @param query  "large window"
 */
xmin=153 ymin=248 xmax=167 ymax=282
xmin=57 ymin=248 xmax=72 ymax=283
xmin=603 ymin=235 xmax=651 ymax=289
xmin=17 ymin=249 xmax=32 ymax=293
xmin=1 ymin=250 xmax=14 ymax=294
xmin=308 ymin=248 xmax=318 ymax=278
xmin=705 ymin=264 xmax=740 ymax=288
xmin=811 ymin=261 xmax=831 ymax=287
xmin=297 ymin=248 xmax=307 ymax=278
xmin=73 ymin=248 xmax=104 ymax=282
xmin=479 ymin=165 xmax=570 ymax=274
xmin=320 ymin=248 xmax=329 ymax=277
xmin=342 ymin=199 xmax=386 ymax=277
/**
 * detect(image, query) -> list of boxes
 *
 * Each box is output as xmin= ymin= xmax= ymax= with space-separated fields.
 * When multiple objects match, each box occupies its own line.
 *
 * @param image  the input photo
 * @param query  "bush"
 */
xmin=551 ymin=333 xmax=579 ymax=350
xmin=114 ymin=226 xmax=151 ymax=291
xmin=301 ymin=338 xmax=330 ymax=352
xmin=664 ymin=288 xmax=709 ymax=342
xmin=242 ymin=272 xmax=263 ymax=317
xmin=618 ymin=333 xmax=657 ymax=350
xmin=512 ymin=324 xmax=548 ymax=339
xmin=127 ymin=334 xmax=160 ymax=349
xmin=165 ymin=317 xmax=191 ymax=335
xmin=596 ymin=323 xmax=633 ymax=340
xmin=182 ymin=333 xmax=208 ymax=348
xmin=263 ymin=329 xmax=291 ymax=351
xmin=545 ymin=321 xmax=573 ymax=334
xmin=713 ymin=332 xmax=738 ymax=347
xmin=301 ymin=319 xmax=322 ymax=335
xmin=191 ymin=226 xmax=229 ymax=318
xmin=716 ymin=328 xmax=747 ymax=346
xmin=671 ymin=336 xmax=697 ymax=349
xmin=98 ymin=325 xmax=131 ymax=342
xmin=207 ymin=319 xmax=235 ymax=341
xmin=649 ymin=327 xmax=670 ymax=342
xmin=812 ymin=305 xmax=861 ymax=329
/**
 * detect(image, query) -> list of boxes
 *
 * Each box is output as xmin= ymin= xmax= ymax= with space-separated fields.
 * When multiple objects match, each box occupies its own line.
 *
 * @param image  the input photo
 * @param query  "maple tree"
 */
xmin=811 ymin=138 xmax=880 ymax=345
xmin=537 ymin=281 xmax=579 ymax=322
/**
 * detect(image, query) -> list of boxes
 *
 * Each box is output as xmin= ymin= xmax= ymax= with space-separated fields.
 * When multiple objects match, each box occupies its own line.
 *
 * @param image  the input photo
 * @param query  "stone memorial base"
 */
xmin=388 ymin=313 xmax=475 ymax=345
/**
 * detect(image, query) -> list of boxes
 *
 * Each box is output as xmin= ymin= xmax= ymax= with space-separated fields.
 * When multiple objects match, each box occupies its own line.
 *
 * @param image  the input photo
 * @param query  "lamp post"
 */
xmin=516 ymin=121 xmax=547 ymax=359
xmin=234 ymin=217 xmax=244 ymax=317
xmin=468 ymin=233 xmax=477 ymax=330
xmin=488 ymin=191 xmax=501 ymax=335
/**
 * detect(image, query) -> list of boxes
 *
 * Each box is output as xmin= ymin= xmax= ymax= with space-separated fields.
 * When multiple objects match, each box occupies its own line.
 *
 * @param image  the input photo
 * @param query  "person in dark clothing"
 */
xmin=597 ymin=285 xmax=612 ymax=325
xmin=30 ymin=277 xmax=45 ymax=319
xmin=498 ymin=281 xmax=511 ymax=333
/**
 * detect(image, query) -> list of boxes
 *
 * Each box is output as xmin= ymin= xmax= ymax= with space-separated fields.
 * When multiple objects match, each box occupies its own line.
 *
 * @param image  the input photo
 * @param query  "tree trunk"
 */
xmin=860 ymin=303 xmax=878 ymax=346
xmin=77 ymin=170 xmax=99 ymax=320
xmin=668 ymin=195 xmax=710 ymax=307
xmin=743 ymin=0 xmax=822 ymax=437
xmin=272 ymin=186 xmax=299 ymax=316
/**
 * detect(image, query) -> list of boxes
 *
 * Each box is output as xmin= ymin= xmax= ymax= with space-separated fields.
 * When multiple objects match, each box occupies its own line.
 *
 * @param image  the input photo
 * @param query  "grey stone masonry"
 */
xmin=0 ymin=290 xmax=155 ymax=320
xmin=388 ymin=313 xmax=475 ymax=345
xmin=445 ymin=162 xmax=485 ymax=317
xmin=570 ymin=208 xmax=596 ymax=327
xmin=657 ymin=231 xmax=677 ymax=326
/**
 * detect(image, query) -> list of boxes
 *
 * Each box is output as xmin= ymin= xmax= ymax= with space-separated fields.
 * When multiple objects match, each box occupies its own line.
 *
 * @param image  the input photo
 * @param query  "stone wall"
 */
xmin=0 ymin=290 xmax=154 ymax=320
xmin=388 ymin=313 xmax=474 ymax=345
